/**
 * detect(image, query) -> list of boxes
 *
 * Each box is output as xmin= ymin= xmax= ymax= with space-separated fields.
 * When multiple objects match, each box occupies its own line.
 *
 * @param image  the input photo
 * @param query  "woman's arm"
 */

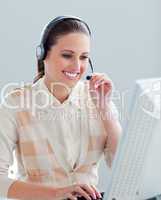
xmin=98 ymin=102 xmax=122 ymax=157
xmin=8 ymin=180 xmax=101 ymax=200
xmin=8 ymin=180 xmax=56 ymax=200
xmin=96 ymin=102 xmax=122 ymax=168
xmin=87 ymin=73 xmax=122 ymax=166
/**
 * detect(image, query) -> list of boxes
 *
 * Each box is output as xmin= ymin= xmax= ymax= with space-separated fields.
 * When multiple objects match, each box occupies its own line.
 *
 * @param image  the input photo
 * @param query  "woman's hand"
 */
xmin=88 ymin=73 xmax=113 ymax=110
xmin=53 ymin=184 xmax=102 ymax=200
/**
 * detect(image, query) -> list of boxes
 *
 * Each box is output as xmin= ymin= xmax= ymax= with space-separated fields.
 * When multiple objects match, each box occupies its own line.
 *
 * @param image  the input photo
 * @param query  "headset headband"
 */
xmin=36 ymin=15 xmax=91 ymax=61
xmin=40 ymin=15 xmax=91 ymax=46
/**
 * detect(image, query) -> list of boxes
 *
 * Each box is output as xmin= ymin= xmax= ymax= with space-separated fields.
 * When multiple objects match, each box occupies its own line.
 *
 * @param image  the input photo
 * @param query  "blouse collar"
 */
xmin=35 ymin=76 xmax=83 ymax=109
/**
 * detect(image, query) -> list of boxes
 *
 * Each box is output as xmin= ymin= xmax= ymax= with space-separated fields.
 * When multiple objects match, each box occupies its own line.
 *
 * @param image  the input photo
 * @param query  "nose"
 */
xmin=72 ymin=58 xmax=81 ymax=70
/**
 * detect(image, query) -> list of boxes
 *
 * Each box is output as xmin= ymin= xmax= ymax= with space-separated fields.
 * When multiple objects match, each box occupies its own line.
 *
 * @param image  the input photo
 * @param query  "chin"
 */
xmin=65 ymin=80 xmax=79 ymax=88
xmin=62 ymin=75 xmax=82 ymax=88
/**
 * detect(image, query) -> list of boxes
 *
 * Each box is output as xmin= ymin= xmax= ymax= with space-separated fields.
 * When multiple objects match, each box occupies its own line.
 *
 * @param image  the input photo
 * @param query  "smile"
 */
xmin=62 ymin=71 xmax=80 ymax=80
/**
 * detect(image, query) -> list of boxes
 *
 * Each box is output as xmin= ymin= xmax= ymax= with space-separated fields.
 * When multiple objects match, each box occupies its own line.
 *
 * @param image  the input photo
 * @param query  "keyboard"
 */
xmin=67 ymin=192 xmax=104 ymax=200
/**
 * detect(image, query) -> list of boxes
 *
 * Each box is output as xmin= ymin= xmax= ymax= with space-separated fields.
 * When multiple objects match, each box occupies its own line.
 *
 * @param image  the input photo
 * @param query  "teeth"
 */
xmin=63 ymin=71 xmax=78 ymax=78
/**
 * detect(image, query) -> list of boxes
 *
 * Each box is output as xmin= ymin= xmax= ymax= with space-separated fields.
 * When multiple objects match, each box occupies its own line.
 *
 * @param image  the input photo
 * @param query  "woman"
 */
xmin=0 ymin=16 xmax=122 ymax=200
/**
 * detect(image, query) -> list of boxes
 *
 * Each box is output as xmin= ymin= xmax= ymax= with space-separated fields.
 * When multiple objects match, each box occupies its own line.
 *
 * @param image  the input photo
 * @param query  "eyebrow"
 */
xmin=61 ymin=49 xmax=89 ymax=55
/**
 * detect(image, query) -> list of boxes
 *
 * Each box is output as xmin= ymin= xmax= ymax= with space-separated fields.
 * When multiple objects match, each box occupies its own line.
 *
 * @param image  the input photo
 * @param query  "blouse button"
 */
xmin=70 ymin=169 xmax=75 ymax=174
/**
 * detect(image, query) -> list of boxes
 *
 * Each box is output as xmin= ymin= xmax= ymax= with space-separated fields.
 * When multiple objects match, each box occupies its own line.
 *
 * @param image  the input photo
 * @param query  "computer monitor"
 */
xmin=104 ymin=78 xmax=161 ymax=200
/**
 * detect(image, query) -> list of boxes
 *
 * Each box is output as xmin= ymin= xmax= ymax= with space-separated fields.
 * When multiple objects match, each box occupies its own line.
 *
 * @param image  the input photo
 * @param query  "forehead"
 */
xmin=53 ymin=33 xmax=90 ymax=53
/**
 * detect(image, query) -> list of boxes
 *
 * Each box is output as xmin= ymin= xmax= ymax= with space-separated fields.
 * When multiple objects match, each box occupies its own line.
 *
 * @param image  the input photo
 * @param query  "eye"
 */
xmin=80 ymin=56 xmax=89 ymax=60
xmin=62 ymin=54 xmax=72 ymax=59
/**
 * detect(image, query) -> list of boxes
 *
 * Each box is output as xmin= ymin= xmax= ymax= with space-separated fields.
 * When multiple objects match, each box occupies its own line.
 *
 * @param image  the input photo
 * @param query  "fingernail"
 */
xmin=93 ymin=193 xmax=96 ymax=199
xmin=94 ymin=84 xmax=98 ymax=89
xmin=98 ymin=193 xmax=102 ymax=198
xmin=95 ymin=82 xmax=99 ymax=87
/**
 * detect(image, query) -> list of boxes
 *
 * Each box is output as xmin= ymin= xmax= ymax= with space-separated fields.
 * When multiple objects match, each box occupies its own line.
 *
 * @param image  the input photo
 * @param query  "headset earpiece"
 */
xmin=36 ymin=44 xmax=45 ymax=61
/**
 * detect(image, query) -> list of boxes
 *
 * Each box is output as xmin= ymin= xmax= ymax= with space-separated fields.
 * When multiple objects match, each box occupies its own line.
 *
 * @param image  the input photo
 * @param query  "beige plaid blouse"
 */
xmin=0 ymin=77 xmax=118 ymax=198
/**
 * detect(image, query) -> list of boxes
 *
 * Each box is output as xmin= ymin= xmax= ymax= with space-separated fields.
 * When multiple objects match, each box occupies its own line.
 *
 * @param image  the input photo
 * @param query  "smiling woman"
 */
xmin=44 ymin=32 xmax=90 ymax=90
xmin=35 ymin=16 xmax=91 ymax=104
xmin=0 ymin=16 xmax=122 ymax=200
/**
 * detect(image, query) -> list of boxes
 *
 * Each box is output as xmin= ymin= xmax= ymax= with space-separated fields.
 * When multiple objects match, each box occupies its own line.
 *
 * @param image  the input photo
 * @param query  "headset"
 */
xmin=36 ymin=15 xmax=94 ymax=80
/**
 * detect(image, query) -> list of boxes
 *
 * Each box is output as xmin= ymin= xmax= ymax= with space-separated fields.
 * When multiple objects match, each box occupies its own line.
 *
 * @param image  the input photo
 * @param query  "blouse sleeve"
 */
xmin=103 ymin=101 xmax=120 ymax=168
xmin=0 ymin=94 xmax=18 ymax=198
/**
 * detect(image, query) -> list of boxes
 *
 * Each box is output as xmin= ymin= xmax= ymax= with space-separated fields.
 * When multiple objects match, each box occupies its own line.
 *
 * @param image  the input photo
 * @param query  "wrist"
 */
xmin=48 ymin=187 xmax=66 ymax=199
xmin=96 ymin=101 xmax=111 ymax=113
xmin=96 ymin=102 xmax=115 ymax=121
xmin=44 ymin=186 xmax=58 ymax=199
xmin=94 ymin=95 xmax=111 ymax=110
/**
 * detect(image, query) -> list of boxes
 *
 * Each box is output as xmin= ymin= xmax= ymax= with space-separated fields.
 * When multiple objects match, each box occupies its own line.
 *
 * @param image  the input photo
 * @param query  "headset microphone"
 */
xmin=86 ymin=58 xmax=94 ymax=80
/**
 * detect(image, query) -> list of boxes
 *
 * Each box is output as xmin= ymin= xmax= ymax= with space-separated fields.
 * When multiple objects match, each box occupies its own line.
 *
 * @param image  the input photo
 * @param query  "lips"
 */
xmin=62 ymin=70 xmax=80 ymax=80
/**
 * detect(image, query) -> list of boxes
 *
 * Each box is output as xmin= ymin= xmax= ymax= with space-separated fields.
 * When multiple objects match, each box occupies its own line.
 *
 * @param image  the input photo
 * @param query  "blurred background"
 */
xmin=0 ymin=0 xmax=161 ymax=195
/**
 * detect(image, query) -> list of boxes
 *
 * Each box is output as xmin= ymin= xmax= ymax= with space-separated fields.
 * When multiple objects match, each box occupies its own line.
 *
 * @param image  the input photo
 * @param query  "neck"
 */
xmin=44 ymin=78 xmax=72 ymax=104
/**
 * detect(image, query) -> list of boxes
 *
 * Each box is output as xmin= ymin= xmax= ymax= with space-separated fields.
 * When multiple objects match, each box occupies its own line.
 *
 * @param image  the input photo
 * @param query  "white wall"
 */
xmin=0 ymin=0 xmax=161 ymax=194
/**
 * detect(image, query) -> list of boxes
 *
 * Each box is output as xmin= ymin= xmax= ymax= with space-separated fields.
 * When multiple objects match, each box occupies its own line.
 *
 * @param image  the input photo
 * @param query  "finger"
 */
xmin=95 ymin=80 xmax=112 ymax=90
xmin=80 ymin=184 xmax=96 ymax=199
xmin=91 ymin=74 xmax=105 ymax=84
xmin=65 ymin=193 xmax=77 ymax=200
xmin=89 ymin=77 xmax=104 ymax=90
xmin=90 ymin=73 xmax=101 ymax=80
xmin=89 ymin=78 xmax=97 ymax=92
xmin=92 ymin=76 xmax=110 ymax=89
xmin=89 ymin=74 xmax=104 ymax=86
xmin=94 ymin=75 xmax=110 ymax=84
xmin=74 ymin=186 xmax=91 ymax=200
xmin=91 ymin=185 xmax=102 ymax=199
xmin=95 ymin=79 xmax=110 ymax=88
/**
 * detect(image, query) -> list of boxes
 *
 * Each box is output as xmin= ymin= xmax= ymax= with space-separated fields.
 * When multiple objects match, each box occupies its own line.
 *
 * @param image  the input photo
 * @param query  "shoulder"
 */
xmin=8 ymin=83 xmax=32 ymax=99
xmin=0 ymin=81 xmax=38 ymax=111
xmin=9 ymin=84 xmax=32 ymax=100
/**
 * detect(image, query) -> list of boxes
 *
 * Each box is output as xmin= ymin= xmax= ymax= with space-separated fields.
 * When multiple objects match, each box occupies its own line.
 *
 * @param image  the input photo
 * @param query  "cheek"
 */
xmin=46 ymin=58 xmax=64 ymax=73
xmin=45 ymin=64 xmax=59 ymax=79
xmin=81 ymin=63 xmax=88 ymax=74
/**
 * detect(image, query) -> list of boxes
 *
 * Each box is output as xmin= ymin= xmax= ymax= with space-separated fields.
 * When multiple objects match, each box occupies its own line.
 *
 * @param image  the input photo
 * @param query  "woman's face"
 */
xmin=44 ymin=32 xmax=90 ymax=88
